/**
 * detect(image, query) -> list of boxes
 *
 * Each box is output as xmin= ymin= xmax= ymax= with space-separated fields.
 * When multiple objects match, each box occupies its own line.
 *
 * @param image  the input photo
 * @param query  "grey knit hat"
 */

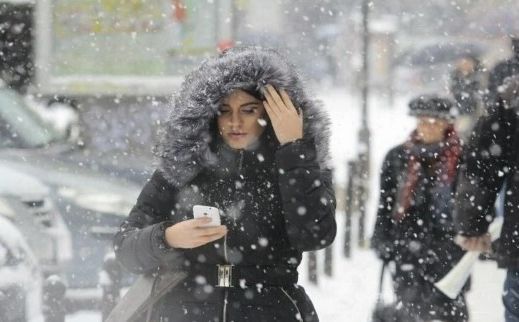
xmin=408 ymin=95 xmax=456 ymax=120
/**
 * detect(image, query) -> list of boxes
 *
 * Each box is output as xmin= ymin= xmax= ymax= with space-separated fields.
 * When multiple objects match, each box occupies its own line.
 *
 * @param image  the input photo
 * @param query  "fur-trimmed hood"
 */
xmin=155 ymin=47 xmax=332 ymax=188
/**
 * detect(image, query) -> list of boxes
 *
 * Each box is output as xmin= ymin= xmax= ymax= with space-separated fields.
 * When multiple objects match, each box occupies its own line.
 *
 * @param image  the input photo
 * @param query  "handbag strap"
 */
xmin=376 ymin=262 xmax=387 ymax=302
xmin=143 ymin=269 xmax=188 ymax=322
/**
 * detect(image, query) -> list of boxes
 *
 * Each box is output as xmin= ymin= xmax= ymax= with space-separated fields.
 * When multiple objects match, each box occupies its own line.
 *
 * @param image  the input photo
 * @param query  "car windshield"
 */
xmin=0 ymin=88 xmax=63 ymax=148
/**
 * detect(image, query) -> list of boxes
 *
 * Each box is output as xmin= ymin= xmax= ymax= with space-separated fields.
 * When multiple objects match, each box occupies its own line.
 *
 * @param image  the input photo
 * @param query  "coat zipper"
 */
xmin=222 ymin=150 xmax=244 ymax=322
xmin=238 ymin=150 xmax=244 ymax=172
xmin=281 ymin=288 xmax=304 ymax=322
xmin=223 ymin=290 xmax=229 ymax=322
xmin=222 ymin=234 xmax=229 ymax=322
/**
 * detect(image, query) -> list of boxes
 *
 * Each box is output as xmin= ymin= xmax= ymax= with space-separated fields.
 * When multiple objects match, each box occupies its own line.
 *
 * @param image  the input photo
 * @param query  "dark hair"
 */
xmin=240 ymin=86 xmax=265 ymax=102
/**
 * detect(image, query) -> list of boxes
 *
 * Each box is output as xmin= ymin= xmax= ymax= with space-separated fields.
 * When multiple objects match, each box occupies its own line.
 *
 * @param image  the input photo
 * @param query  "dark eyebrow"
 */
xmin=221 ymin=101 xmax=260 ymax=108
xmin=240 ymin=102 xmax=260 ymax=108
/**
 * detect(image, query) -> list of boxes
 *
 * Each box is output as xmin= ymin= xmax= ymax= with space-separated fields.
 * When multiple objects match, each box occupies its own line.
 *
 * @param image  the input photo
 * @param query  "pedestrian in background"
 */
xmin=371 ymin=95 xmax=468 ymax=322
xmin=455 ymin=74 xmax=519 ymax=322
xmin=450 ymin=54 xmax=486 ymax=140
xmin=488 ymin=37 xmax=519 ymax=102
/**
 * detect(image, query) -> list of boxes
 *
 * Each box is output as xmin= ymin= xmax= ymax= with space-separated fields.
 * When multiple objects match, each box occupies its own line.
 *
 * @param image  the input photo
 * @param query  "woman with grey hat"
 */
xmin=371 ymin=95 xmax=468 ymax=322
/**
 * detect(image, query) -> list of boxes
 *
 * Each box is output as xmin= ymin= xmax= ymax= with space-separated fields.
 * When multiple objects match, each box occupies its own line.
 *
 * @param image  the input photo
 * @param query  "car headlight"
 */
xmin=57 ymin=187 xmax=133 ymax=216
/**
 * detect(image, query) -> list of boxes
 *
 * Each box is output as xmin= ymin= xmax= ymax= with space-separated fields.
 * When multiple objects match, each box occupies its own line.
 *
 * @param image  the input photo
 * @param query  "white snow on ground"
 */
xmin=300 ymin=213 xmax=506 ymax=322
xmin=67 ymin=89 xmax=507 ymax=321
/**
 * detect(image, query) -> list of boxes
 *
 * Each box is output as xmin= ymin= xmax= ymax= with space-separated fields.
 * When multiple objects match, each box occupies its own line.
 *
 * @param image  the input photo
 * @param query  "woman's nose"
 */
xmin=229 ymin=113 xmax=242 ymax=127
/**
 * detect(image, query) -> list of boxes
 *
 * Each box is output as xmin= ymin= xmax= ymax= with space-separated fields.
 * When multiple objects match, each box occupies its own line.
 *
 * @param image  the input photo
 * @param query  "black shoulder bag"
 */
xmin=371 ymin=262 xmax=405 ymax=322
xmin=106 ymin=269 xmax=187 ymax=322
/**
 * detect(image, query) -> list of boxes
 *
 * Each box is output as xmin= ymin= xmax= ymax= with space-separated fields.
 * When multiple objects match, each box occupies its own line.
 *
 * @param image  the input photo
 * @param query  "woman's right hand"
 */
xmin=164 ymin=218 xmax=228 ymax=249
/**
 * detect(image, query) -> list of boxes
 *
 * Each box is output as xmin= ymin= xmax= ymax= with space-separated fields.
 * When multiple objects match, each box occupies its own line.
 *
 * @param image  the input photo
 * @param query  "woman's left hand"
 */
xmin=263 ymin=84 xmax=303 ymax=145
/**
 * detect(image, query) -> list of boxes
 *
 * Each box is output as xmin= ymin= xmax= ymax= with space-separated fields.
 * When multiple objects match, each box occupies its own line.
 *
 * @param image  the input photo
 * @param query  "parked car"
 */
xmin=0 ymin=165 xmax=72 ymax=277
xmin=0 ymin=84 xmax=152 ymax=184
xmin=0 ymin=212 xmax=44 ymax=322
xmin=0 ymin=85 xmax=140 ymax=308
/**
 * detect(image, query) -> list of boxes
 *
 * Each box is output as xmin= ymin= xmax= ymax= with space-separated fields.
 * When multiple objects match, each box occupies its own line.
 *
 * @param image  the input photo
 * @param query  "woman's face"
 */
xmin=217 ymin=90 xmax=267 ymax=150
xmin=416 ymin=116 xmax=450 ymax=144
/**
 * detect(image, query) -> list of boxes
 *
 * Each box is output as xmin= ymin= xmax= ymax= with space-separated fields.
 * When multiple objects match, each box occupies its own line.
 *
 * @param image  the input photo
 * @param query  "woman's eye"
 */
xmin=219 ymin=109 xmax=230 ymax=114
xmin=242 ymin=107 xmax=256 ymax=114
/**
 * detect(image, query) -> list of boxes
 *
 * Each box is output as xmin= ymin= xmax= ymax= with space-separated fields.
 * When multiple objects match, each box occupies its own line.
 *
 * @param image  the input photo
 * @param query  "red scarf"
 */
xmin=393 ymin=126 xmax=461 ymax=222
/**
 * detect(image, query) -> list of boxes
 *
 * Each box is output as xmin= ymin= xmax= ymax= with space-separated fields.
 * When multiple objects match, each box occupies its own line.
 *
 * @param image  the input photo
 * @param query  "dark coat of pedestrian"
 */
xmin=113 ymin=47 xmax=336 ymax=322
xmin=488 ymin=37 xmax=519 ymax=101
xmin=455 ymin=75 xmax=519 ymax=322
xmin=371 ymin=96 xmax=469 ymax=322
xmin=450 ymin=55 xmax=487 ymax=142
xmin=450 ymin=55 xmax=485 ymax=116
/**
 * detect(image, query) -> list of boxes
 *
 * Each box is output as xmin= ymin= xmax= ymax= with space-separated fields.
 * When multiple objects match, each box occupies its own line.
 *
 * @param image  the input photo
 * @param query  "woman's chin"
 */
xmin=229 ymin=144 xmax=246 ymax=150
xmin=224 ymin=140 xmax=248 ymax=150
xmin=222 ymin=135 xmax=263 ymax=150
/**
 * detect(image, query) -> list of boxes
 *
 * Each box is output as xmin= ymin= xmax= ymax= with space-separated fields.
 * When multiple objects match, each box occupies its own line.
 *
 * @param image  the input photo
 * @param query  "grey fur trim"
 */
xmin=155 ymin=47 xmax=332 ymax=188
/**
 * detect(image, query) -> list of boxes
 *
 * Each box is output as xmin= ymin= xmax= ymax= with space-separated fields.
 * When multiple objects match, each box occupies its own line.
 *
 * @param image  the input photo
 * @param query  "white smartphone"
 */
xmin=193 ymin=205 xmax=221 ymax=227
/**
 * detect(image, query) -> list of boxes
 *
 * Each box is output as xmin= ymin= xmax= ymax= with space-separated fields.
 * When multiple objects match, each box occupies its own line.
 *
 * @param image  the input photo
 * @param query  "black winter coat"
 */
xmin=488 ymin=56 xmax=519 ymax=101
xmin=371 ymin=142 xmax=468 ymax=321
xmin=456 ymin=99 xmax=519 ymax=269
xmin=371 ymin=144 xmax=465 ymax=283
xmin=450 ymin=69 xmax=484 ymax=115
xmin=113 ymin=47 xmax=336 ymax=322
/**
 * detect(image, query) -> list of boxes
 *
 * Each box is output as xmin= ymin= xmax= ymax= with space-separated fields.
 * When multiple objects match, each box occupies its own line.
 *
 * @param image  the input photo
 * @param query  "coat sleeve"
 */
xmin=488 ymin=63 xmax=507 ymax=97
xmin=371 ymin=149 xmax=398 ymax=262
xmin=275 ymin=139 xmax=337 ymax=252
xmin=113 ymin=170 xmax=182 ymax=274
xmin=455 ymin=102 xmax=516 ymax=236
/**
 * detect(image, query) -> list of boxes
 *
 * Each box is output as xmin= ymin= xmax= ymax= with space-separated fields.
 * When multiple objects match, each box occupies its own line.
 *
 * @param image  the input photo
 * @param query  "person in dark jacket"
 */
xmin=371 ymin=95 xmax=468 ymax=322
xmin=113 ymin=47 xmax=336 ymax=322
xmin=450 ymin=54 xmax=486 ymax=140
xmin=450 ymin=54 xmax=485 ymax=115
xmin=488 ymin=37 xmax=519 ymax=102
xmin=455 ymin=74 xmax=519 ymax=322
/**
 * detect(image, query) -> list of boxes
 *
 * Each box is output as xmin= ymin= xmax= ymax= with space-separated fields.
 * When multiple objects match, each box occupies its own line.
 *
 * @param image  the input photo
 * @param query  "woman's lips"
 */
xmin=229 ymin=133 xmax=247 ymax=140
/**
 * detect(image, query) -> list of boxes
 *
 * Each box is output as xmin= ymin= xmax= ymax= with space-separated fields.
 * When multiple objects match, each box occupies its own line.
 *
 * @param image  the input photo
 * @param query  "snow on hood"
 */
xmin=155 ymin=47 xmax=333 ymax=188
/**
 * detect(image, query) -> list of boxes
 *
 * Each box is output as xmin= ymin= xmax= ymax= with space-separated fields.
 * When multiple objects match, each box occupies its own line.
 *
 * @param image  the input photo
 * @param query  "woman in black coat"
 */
xmin=114 ymin=47 xmax=336 ymax=322
xmin=371 ymin=96 xmax=468 ymax=322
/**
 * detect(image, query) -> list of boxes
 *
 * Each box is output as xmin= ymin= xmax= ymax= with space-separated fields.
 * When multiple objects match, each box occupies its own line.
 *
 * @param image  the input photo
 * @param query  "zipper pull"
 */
xmin=238 ymin=150 xmax=244 ymax=172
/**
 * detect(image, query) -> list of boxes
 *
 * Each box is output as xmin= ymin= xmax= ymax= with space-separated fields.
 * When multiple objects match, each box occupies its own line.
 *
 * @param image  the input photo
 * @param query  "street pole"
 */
xmin=231 ymin=0 xmax=239 ymax=42
xmin=324 ymin=246 xmax=333 ymax=277
xmin=308 ymin=251 xmax=318 ymax=284
xmin=343 ymin=160 xmax=356 ymax=258
xmin=357 ymin=0 xmax=371 ymax=248
xmin=214 ymin=0 xmax=220 ymax=45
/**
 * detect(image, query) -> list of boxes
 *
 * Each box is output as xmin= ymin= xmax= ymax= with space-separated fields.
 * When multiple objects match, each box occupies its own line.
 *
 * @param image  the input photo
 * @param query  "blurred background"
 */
xmin=0 ymin=0 xmax=518 ymax=321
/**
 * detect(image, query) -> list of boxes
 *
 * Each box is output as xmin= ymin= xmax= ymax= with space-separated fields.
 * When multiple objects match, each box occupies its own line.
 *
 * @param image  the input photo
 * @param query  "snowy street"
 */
xmin=65 ymin=90 xmax=508 ymax=321
xmin=65 ymin=251 xmax=507 ymax=322
xmin=1 ymin=1 xmax=517 ymax=321
xmin=302 ymin=216 xmax=506 ymax=322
